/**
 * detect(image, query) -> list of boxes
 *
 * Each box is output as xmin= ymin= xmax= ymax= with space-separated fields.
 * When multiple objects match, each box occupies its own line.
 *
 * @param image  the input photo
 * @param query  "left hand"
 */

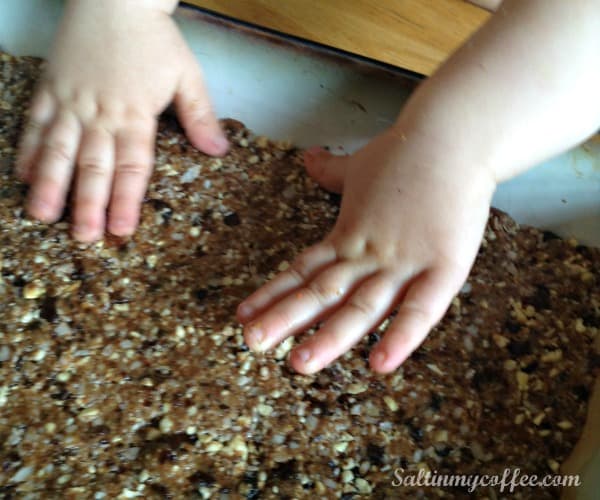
xmin=237 ymin=126 xmax=496 ymax=374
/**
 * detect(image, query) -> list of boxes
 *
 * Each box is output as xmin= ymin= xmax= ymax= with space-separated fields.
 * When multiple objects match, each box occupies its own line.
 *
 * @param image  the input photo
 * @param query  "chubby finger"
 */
xmin=304 ymin=147 xmax=348 ymax=194
xmin=16 ymin=87 xmax=56 ymax=182
xmin=72 ymin=126 xmax=115 ymax=242
xmin=244 ymin=259 xmax=378 ymax=352
xmin=175 ymin=60 xmax=228 ymax=156
xmin=370 ymin=267 xmax=464 ymax=374
xmin=26 ymin=110 xmax=81 ymax=223
xmin=237 ymin=241 xmax=338 ymax=322
xmin=290 ymin=272 xmax=399 ymax=374
xmin=107 ymin=119 xmax=156 ymax=236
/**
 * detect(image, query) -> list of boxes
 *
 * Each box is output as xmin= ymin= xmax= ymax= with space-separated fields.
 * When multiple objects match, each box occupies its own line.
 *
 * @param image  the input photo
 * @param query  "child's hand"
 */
xmin=238 ymin=127 xmax=496 ymax=374
xmin=16 ymin=0 xmax=228 ymax=242
xmin=238 ymin=0 xmax=600 ymax=374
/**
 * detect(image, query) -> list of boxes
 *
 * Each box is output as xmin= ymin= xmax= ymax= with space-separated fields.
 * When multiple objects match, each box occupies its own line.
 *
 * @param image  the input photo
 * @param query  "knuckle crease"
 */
xmin=346 ymin=297 xmax=375 ymax=318
xmin=116 ymin=162 xmax=146 ymax=176
xmin=44 ymin=141 xmax=72 ymax=162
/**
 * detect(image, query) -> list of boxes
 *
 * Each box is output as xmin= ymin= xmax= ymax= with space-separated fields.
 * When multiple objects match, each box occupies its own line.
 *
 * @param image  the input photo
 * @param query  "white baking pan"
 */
xmin=0 ymin=0 xmax=598 ymax=248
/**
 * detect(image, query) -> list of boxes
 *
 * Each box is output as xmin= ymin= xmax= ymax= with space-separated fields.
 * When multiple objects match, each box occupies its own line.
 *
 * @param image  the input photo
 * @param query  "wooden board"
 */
xmin=183 ymin=0 xmax=490 ymax=76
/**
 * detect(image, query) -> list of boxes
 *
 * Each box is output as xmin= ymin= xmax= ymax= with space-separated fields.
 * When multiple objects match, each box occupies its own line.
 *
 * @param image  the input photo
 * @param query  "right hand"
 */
xmin=238 ymin=125 xmax=496 ymax=375
xmin=16 ymin=0 xmax=228 ymax=242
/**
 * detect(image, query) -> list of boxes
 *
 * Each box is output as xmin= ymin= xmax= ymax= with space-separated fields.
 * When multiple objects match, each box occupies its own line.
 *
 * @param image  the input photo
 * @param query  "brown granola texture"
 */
xmin=0 ymin=52 xmax=598 ymax=500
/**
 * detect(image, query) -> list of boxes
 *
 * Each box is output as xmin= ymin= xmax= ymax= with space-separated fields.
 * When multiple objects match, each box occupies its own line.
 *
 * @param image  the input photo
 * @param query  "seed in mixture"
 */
xmin=23 ymin=280 xmax=46 ymax=299
xmin=159 ymin=416 xmax=174 ymax=433
xmin=383 ymin=395 xmax=398 ymax=412
xmin=145 ymin=255 xmax=158 ymax=268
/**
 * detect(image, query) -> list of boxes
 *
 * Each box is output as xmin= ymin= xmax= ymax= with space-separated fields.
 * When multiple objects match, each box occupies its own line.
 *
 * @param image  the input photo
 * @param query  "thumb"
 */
xmin=303 ymin=146 xmax=349 ymax=194
xmin=175 ymin=63 xmax=229 ymax=157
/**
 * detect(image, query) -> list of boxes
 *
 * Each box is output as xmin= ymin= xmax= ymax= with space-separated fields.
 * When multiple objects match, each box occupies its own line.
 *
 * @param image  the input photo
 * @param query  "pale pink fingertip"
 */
xmin=369 ymin=349 xmax=389 ymax=372
xmin=210 ymin=135 xmax=230 ymax=156
xmin=236 ymin=302 xmax=254 ymax=322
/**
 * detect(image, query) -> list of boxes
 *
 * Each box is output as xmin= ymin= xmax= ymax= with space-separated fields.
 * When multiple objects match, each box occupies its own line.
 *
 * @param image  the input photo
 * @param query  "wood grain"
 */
xmin=182 ymin=0 xmax=490 ymax=75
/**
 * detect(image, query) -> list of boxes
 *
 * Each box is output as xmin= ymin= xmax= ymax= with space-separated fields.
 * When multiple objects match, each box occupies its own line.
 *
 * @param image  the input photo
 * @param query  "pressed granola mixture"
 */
xmin=0 ymin=52 xmax=598 ymax=499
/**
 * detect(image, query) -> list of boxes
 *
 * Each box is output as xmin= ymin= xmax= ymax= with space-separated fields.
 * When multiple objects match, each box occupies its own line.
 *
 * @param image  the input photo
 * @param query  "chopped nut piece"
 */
xmin=145 ymin=255 xmax=158 ymax=269
xmin=346 ymin=383 xmax=368 ymax=395
xmin=516 ymin=371 xmax=529 ymax=391
xmin=141 ymin=378 xmax=154 ymax=387
xmin=541 ymin=349 xmax=563 ymax=363
xmin=341 ymin=470 xmax=354 ymax=483
xmin=574 ymin=318 xmax=586 ymax=333
xmin=355 ymin=478 xmax=372 ymax=494
xmin=56 ymin=475 xmax=71 ymax=486
xmin=557 ymin=420 xmax=573 ymax=430
xmin=383 ymin=395 xmax=398 ymax=412
xmin=255 ymin=136 xmax=269 ymax=148
xmin=228 ymin=435 xmax=248 ymax=461
xmin=159 ymin=416 xmax=173 ymax=433
xmin=257 ymin=403 xmax=273 ymax=417
xmin=205 ymin=441 xmax=223 ymax=453
xmin=274 ymin=336 xmax=294 ymax=360
xmin=78 ymin=408 xmax=100 ymax=422
xmin=581 ymin=271 xmax=594 ymax=283
xmin=426 ymin=363 xmax=444 ymax=376
xmin=435 ymin=430 xmax=448 ymax=442
xmin=32 ymin=349 xmax=46 ymax=362
xmin=23 ymin=280 xmax=46 ymax=299
xmin=493 ymin=334 xmax=509 ymax=348
xmin=451 ymin=297 xmax=461 ymax=310
xmin=275 ymin=139 xmax=293 ymax=151
xmin=333 ymin=441 xmax=349 ymax=454
xmin=547 ymin=459 xmax=560 ymax=473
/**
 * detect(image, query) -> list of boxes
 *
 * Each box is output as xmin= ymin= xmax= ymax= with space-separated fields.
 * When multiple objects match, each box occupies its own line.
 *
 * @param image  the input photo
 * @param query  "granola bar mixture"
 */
xmin=0 ymin=52 xmax=598 ymax=499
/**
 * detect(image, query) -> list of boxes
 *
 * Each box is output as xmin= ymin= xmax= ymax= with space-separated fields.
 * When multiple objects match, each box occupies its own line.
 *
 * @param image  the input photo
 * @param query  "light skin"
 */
xmin=16 ymin=0 xmax=229 ymax=242
xmin=17 ymin=1 xmax=600 ymax=374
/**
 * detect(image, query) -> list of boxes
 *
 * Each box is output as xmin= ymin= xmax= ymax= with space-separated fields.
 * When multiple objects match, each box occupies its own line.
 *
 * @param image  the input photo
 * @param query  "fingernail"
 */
xmin=371 ymin=350 xmax=387 ymax=368
xmin=72 ymin=223 xmax=91 ymax=241
xmin=111 ymin=218 xmax=126 ymax=230
xmin=29 ymin=198 xmax=52 ymax=219
xmin=110 ymin=219 xmax=132 ymax=236
xmin=295 ymin=347 xmax=311 ymax=364
xmin=293 ymin=347 xmax=319 ymax=373
xmin=211 ymin=135 xmax=229 ymax=154
xmin=237 ymin=303 xmax=253 ymax=320
xmin=247 ymin=324 xmax=265 ymax=350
